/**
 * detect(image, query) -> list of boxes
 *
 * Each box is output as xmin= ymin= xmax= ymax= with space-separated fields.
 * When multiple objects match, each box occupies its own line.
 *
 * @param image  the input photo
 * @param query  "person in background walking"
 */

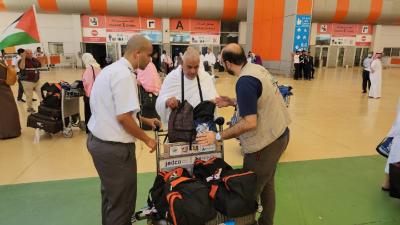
xmin=362 ymin=52 xmax=373 ymax=93
xmin=369 ymin=53 xmax=383 ymax=99
xmin=81 ymin=53 xmax=101 ymax=133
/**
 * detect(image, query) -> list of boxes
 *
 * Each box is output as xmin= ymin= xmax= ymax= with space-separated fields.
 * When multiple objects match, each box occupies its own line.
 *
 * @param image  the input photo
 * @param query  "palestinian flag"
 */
xmin=0 ymin=6 xmax=40 ymax=50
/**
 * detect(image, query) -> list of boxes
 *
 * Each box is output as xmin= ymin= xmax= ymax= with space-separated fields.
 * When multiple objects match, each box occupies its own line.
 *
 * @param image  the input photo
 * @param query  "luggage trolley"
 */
xmin=60 ymin=87 xmax=85 ymax=138
xmin=135 ymin=117 xmax=257 ymax=225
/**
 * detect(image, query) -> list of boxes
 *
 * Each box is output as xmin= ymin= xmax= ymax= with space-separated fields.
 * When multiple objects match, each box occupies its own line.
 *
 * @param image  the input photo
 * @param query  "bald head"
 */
xmin=125 ymin=35 xmax=152 ymax=55
xmin=222 ymin=43 xmax=246 ymax=65
xmin=182 ymin=47 xmax=200 ymax=79
xmin=183 ymin=47 xmax=200 ymax=63
xmin=124 ymin=34 xmax=153 ymax=70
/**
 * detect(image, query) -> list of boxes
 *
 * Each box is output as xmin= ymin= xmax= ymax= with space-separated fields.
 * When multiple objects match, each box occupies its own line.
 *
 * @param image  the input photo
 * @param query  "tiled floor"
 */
xmin=0 ymin=66 xmax=399 ymax=185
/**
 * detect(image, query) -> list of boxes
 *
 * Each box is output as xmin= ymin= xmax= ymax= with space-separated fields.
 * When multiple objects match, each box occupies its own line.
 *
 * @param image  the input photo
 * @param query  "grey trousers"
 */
xmin=87 ymin=134 xmax=137 ymax=225
xmin=243 ymin=128 xmax=290 ymax=225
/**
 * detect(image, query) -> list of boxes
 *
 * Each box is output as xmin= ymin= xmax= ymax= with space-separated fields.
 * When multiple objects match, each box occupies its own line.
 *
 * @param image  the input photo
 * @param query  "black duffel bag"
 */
xmin=211 ymin=169 xmax=258 ymax=217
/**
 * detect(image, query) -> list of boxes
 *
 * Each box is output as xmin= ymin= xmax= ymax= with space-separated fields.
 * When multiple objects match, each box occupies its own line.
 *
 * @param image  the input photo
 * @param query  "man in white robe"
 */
xmin=369 ymin=53 xmax=382 ymax=99
xmin=156 ymin=47 xmax=218 ymax=126
xmin=382 ymin=98 xmax=400 ymax=190
xmin=205 ymin=47 xmax=217 ymax=75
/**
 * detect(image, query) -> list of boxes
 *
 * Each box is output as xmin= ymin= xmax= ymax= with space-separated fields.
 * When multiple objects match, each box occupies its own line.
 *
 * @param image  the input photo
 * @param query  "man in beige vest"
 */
xmin=197 ymin=43 xmax=291 ymax=225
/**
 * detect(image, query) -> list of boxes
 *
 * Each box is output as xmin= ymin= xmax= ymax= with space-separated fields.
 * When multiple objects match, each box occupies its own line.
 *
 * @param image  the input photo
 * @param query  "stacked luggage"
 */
xmin=136 ymin=158 xmax=258 ymax=225
xmin=27 ymin=81 xmax=84 ymax=137
xmin=27 ymin=82 xmax=63 ymax=134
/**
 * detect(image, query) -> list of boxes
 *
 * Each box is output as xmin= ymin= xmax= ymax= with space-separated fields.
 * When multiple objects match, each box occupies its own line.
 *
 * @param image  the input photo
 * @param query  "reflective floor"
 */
xmin=0 ymin=66 xmax=399 ymax=185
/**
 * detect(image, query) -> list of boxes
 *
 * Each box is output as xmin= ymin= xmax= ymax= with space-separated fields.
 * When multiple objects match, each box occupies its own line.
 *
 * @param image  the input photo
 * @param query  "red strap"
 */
xmin=164 ymin=167 xmax=184 ymax=181
xmin=209 ymin=184 xmax=219 ymax=200
xmin=167 ymin=192 xmax=182 ymax=225
xmin=223 ymin=171 xmax=255 ymax=191
xmin=55 ymin=83 xmax=62 ymax=91
xmin=170 ymin=177 xmax=191 ymax=188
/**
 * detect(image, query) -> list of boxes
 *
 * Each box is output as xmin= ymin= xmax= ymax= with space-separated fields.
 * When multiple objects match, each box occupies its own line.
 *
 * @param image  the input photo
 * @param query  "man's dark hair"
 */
xmin=162 ymin=50 xmax=166 ymax=54
xmin=222 ymin=46 xmax=247 ymax=66
xmin=17 ymin=48 xmax=25 ymax=55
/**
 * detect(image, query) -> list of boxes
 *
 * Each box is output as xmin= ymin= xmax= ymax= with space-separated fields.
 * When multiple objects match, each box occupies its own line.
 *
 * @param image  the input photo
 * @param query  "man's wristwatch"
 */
xmin=216 ymin=132 xmax=222 ymax=142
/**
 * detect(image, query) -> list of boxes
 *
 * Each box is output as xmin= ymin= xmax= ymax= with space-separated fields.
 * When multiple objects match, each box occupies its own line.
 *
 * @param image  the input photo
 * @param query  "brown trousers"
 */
xmin=243 ymin=128 xmax=289 ymax=225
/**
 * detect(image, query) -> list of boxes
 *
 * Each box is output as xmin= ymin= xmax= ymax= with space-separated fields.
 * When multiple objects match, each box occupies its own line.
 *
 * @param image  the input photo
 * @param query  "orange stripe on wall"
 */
xmin=297 ymin=0 xmax=313 ymax=15
xmin=38 ymin=0 xmax=58 ymax=12
xmin=332 ymin=0 xmax=350 ymax=23
xmin=253 ymin=0 xmax=285 ymax=61
xmin=222 ymin=0 xmax=238 ymax=20
xmin=89 ymin=0 xmax=107 ymax=14
xmin=182 ymin=0 xmax=197 ymax=18
xmin=365 ymin=0 xmax=383 ymax=23
xmin=0 ymin=0 xmax=6 ymax=11
xmin=138 ymin=0 xmax=154 ymax=17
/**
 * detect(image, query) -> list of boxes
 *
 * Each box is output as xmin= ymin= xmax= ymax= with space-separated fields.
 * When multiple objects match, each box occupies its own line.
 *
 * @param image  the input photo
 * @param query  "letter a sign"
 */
xmin=176 ymin=20 xmax=184 ymax=30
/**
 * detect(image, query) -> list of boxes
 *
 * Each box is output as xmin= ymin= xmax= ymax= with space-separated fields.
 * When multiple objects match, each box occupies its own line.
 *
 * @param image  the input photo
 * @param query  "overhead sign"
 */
xmin=170 ymin=19 xmax=190 ymax=32
xmin=331 ymin=36 xmax=356 ymax=46
xmin=317 ymin=23 xmax=373 ymax=36
xmin=293 ymin=15 xmax=311 ymax=51
xmin=190 ymin=34 xmax=220 ymax=45
xmin=355 ymin=34 xmax=372 ymax=46
xmin=169 ymin=19 xmax=221 ymax=34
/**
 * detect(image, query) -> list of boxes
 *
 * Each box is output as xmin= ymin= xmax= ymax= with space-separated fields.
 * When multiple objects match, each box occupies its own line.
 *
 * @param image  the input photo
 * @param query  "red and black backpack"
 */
xmin=148 ymin=167 xmax=217 ymax=225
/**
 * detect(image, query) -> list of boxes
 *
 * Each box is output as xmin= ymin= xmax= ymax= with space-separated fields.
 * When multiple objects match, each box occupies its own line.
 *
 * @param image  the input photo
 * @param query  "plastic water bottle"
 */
xmin=196 ymin=123 xmax=209 ymax=133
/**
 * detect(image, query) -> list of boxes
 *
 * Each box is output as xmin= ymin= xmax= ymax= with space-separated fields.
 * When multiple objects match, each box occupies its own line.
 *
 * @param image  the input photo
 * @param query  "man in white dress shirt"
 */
xmin=87 ymin=35 xmax=160 ymax=225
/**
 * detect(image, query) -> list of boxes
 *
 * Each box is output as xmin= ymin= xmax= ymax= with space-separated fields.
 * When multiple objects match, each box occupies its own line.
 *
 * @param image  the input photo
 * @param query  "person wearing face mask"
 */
xmin=155 ymin=47 xmax=218 ymax=125
xmin=86 ymin=35 xmax=161 ymax=225
xmin=362 ymin=52 xmax=373 ymax=93
xmin=369 ymin=53 xmax=383 ymax=99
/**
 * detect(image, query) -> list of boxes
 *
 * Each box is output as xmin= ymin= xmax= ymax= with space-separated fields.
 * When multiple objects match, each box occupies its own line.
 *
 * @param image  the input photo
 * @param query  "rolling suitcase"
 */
xmin=38 ymin=105 xmax=61 ymax=119
xmin=27 ymin=113 xmax=63 ymax=134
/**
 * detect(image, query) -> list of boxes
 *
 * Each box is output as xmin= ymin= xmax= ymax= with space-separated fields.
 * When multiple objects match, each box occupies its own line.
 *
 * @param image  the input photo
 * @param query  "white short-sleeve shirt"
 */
xmin=12 ymin=55 xmax=21 ymax=72
xmin=88 ymin=57 xmax=140 ymax=143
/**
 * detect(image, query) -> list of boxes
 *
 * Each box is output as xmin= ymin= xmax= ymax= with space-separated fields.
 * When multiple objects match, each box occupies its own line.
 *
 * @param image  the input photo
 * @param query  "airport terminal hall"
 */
xmin=1 ymin=0 xmax=400 ymax=225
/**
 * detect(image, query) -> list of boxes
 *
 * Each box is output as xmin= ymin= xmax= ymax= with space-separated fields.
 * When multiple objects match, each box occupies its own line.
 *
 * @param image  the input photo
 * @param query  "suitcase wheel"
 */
xmin=63 ymin=128 xmax=73 ymax=138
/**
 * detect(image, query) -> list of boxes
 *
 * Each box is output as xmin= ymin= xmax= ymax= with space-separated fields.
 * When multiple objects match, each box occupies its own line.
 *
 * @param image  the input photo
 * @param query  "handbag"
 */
xmin=376 ymin=137 xmax=393 ymax=158
xmin=0 ymin=62 xmax=17 ymax=85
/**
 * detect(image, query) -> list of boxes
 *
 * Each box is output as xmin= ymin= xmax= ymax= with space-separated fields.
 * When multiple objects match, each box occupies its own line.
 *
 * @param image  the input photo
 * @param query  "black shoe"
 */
xmin=33 ymin=98 xmax=37 ymax=102
xmin=17 ymin=98 xmax=26 ymax=102
xmin=362 ymin=91 xmax=367 ymax=93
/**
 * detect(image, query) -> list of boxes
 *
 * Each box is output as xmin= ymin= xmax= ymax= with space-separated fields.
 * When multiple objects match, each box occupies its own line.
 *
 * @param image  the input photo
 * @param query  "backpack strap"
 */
xmin=196 ymin=75 xmax=203 ymax=102
xmin=180 ymin=68 xmax=204 ymax=102
xmin=90 ymin=65 xmax=96 ymax=81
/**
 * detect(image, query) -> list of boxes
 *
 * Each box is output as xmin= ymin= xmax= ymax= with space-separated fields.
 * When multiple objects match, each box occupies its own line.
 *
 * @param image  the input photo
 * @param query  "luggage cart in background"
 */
xmin=60 ymin=87 xmax=85 ymax=138
xmin=135 ymin=117 xmax=257 ymax=225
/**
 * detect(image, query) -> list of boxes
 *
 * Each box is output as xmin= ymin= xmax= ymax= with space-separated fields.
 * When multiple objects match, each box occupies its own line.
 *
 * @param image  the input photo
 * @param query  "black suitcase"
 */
xmin=38 ymin=105 xmax=61 ymax=119
xmin=27 ymin=113 xmax=63 ymax=134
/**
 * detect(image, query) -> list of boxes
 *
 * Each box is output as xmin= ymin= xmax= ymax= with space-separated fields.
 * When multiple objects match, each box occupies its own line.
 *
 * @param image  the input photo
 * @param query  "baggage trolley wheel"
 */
xmin=79 ymin=121 xmax=86 ymax=131
xmin=63 ymin=128 xmax=73 ymax=138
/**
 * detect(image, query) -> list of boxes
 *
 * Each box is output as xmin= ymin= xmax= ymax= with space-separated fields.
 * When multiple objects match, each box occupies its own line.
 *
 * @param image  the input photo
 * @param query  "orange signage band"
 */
xmin=37 ymin=0 xmax=58 ymax=12
xmin=89 ymin=0 xmax=107 ymax=14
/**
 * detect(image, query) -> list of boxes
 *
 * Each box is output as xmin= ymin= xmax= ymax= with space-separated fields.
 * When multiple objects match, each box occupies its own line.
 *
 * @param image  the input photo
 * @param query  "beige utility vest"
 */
xmin=237 ymin=63 xmax=291 ymax=154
